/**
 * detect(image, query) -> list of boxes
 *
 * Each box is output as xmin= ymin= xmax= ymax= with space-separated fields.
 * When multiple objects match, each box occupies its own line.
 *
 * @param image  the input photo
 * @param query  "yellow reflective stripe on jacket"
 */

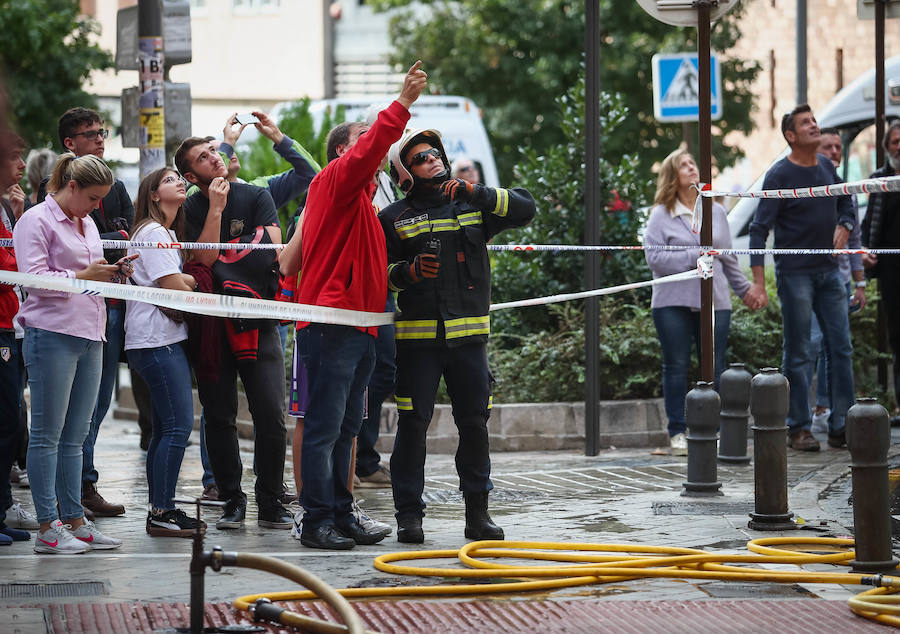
xmin=430 ymin=217 xmax=458 ymax=233
xmin=444 ymin=315 xmax=490 ymax=339
xmin=492 ymin=188 xmax=509 ymax=217
xmin=487 ymin=395 xmax=493 ymax=410
xmin=395 ymin=319 xmax=438 ymax=340
xmin=396 ymin=396 xmax=413 ymax=411
xmin=395 ymin=214 xmax=484 ymax=241
xmin=395 ymin=219 xmax=431 ymax=240
xmin=387 ymin=263 xmax=405 ymax=292
xmin=458 ymin=211 xmax=482 ymax=227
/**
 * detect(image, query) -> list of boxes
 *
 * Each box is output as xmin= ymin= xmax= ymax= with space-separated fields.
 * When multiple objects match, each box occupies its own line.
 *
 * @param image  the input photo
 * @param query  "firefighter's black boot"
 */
xmin=463 ymin=492 xmax=504 ymax=540
xmin=397 ymin=515 xmax=424 ymax=544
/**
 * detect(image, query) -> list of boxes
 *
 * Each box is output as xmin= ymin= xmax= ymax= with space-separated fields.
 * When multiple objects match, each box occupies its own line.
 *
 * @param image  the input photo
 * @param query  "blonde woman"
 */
xmin=13 ymin=154 xmax=130 ymax=554
xmin=644 ymin=149 xmax=756 ymax=456
xmin=125 ymin=167 xmax=203 ymax=537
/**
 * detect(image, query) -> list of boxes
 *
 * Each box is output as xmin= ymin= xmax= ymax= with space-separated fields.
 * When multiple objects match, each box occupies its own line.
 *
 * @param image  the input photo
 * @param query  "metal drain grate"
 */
xmin=0 ymin=581 xmax=108 ymax=599
xmin=652 ymin=501 xmax=754 ymax=516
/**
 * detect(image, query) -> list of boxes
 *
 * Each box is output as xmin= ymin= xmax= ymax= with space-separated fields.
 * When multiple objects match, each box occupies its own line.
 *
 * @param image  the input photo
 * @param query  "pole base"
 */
xmin=717 ymin=453 xmax=751 ymax=464
xmin=849 ymin=558 xmax=900 ymax=573
xmin=748 ymin=511 xmax=795 ymax=531
xmin=681 ymin=482 xmax=723 ymax=497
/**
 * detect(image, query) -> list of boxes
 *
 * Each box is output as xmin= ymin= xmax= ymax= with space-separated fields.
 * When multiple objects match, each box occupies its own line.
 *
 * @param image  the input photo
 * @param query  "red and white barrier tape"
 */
xmin=0 ymin=270 xmax=393 ymax=327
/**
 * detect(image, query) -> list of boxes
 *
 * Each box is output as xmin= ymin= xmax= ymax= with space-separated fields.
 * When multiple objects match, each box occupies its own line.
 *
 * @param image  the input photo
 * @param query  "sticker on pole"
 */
xmin=652 ymin=53 xmax=722 ymax=123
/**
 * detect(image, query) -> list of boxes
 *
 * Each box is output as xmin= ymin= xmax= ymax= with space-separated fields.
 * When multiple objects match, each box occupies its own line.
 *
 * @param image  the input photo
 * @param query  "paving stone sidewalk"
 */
xmin=1 ymin=415 xmax=897 ymax=632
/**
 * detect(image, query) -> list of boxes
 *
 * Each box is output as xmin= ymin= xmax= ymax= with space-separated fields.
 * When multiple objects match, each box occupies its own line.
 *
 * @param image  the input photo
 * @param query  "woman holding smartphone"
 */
xmin=13 ymin=153 xmax=129 ymax=554
xmin=125 ymin=167 xmax=204 ymax=537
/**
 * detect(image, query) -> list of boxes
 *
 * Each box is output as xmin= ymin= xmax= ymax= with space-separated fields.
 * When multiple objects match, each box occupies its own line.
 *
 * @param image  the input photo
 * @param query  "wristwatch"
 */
xmin=840 ymin=220 xmax=855 ymax=232
xmin=855 ymin=280 xmax=867 ymax=288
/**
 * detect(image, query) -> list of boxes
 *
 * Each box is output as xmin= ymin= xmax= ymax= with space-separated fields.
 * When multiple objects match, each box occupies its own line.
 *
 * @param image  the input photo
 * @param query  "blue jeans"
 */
xmin=652 ymin=307 xmax=731 ymax=437
xmin=808 ymin=281 xmax=853 ymax=410
xmin=0 ymin=330 xmax=22 ymax=516
xmin=24 ymin=328 xmax=102 ymax=523
xmin=82 ymin=303 xmax=125 ymax=485
xmin=357 ymin=294 xmax=396 ymax=478
xmin=128 ymin=344 xmax=194 ymax=510
xmin=297 ymin=324 xmax=375 ymax=530
xmin=777 ymin=269 xmax=854 ymax=434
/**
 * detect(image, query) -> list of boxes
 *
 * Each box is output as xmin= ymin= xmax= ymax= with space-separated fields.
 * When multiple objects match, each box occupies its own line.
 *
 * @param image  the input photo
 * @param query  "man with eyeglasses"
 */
xmin=379 ymin=128 xmax=535 ymax=544
xmin=36 ymin=107 xmax=134 ymax=520
xmin=748 ymin=104 xmax=856 ymax=452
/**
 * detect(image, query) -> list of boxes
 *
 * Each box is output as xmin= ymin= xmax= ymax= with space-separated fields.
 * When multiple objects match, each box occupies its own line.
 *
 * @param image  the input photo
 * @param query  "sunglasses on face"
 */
xmin=409 ymin=147 xmax=442 ymax=166
xmin=70 ymin=128 xmax=109 ymax=141
xmin=458 ymin=165 xmax=474 ymax=173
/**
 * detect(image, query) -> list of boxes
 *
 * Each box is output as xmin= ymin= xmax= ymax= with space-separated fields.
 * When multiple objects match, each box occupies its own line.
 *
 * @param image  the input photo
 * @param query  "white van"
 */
xmin=729 ymin=55 xmax=900 ymax=261
xmin=241 ymin=95 xmax=500 ymax=187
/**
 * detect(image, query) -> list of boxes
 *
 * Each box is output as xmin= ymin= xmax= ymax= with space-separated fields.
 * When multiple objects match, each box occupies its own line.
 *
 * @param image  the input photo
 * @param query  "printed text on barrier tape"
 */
xmin=0 ymin=270 xmax=392 ymax=327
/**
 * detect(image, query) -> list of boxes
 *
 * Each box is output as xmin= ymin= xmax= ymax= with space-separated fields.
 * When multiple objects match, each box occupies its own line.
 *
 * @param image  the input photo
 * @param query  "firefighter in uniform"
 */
xmin=379 ymin=129 xmax=536 ymax=543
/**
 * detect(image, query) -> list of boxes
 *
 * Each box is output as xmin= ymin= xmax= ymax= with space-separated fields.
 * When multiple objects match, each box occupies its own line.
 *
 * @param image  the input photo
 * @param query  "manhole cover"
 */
xmin=0 ymin=581 xmax=108 ymax=599
xmin=652 ymin=501 xmax=754 ymax=516
xmin=700 ymin=582 xmax=814 ymax=598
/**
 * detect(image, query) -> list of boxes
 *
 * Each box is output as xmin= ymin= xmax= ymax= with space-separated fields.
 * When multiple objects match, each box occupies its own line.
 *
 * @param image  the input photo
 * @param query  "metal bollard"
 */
xmin=748 ymin=368 xmax=795 ymax=531
xmin=718 ymin=363 xmax=752 ymax=464
xmin=846 ymin=398 xmax=899 ymax=572
xmin=681 ymin=381 xmax=723 ymax=497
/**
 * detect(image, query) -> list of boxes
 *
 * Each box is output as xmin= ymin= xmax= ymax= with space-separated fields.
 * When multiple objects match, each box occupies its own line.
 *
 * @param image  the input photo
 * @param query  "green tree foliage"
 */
xmin=236 ymin=99 xmax=345 ymax=233
xmin=490 ymin=77 xmax=652 ymax=336
xmin=0 ymin=0 xmax=112 ymax=149
xmin=370 ymin=0 xmax=759 ymax=182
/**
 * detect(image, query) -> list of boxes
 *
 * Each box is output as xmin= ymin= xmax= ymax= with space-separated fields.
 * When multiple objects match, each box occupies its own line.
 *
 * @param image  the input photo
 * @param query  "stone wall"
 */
xmin=113 ymin=387 xmax=669 ymax=452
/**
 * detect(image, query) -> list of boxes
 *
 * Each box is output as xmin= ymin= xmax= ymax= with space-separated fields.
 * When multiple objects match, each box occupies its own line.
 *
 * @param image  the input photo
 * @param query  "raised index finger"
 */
xmin=407 ymin=60 xmax=423 ymax=75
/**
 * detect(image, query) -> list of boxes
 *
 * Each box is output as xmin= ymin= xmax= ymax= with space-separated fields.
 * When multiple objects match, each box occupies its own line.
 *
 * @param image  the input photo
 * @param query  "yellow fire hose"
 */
xmin=232 ymin=537 xmax=900 ymax=630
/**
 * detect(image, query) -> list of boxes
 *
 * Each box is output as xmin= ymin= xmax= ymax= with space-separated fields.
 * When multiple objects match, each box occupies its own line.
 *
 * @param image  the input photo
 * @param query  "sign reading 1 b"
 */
xmin=652 ymin=53 xmax=722 ymax=123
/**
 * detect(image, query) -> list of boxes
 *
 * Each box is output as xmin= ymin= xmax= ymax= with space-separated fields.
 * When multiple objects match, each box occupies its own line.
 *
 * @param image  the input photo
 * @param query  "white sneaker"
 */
xmin=811 ymin=408 xmax=830 ymax=434
xmin=670 ymin=433 xmax=688 ymax=456
xmin=351 ymin=500 xmax=392 ymax=538
xmin=34 ymin=520 xmax=89 ymax=555
xmin=71 ymin=519 xmax=122 ymax=550
xmin=6 ymin=503 xmax=39 ymax=530
xmin=290 ymin=509 xmax=304 ymax=541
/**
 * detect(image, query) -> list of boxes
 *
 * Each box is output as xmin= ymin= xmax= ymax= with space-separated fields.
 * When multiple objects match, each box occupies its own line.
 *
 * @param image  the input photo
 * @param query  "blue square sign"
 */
xmin=652 ymin=53 xmax=722 ymax=122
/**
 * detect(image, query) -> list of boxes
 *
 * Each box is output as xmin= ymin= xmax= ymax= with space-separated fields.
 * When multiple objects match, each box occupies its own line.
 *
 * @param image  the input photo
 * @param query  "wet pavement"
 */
xmin=2 ymin=413 xmax=898 ymax=632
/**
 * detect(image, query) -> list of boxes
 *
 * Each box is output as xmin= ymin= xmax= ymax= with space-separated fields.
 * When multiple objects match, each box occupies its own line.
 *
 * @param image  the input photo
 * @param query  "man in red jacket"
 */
xmin=279 ymin=60 xmax=426 ymax=550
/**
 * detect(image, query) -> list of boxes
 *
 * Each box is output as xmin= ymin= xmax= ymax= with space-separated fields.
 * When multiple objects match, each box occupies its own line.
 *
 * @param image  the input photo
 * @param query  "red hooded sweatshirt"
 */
xmin=297 ymin=100 xmax=409 ymax=336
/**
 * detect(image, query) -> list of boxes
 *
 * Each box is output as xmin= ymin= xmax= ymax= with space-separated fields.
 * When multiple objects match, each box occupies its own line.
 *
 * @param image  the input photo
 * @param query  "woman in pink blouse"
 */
xmin=13 ymin=153 xmax=132 ymax=554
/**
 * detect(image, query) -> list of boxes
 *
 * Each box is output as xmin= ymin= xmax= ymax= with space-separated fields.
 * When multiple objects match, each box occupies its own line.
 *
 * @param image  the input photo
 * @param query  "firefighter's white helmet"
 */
xmin=388 ymin=128 xmax=450 ymax=193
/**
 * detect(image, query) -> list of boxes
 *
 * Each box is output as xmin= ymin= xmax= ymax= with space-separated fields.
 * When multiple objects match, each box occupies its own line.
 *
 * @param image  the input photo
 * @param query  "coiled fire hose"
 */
xmin=233 ymin=537 xmax=900 ymax=630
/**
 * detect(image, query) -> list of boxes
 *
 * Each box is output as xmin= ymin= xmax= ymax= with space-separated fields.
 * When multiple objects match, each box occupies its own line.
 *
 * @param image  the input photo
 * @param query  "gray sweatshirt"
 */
xmin=644 ymin=200 xmax=750 ymax=310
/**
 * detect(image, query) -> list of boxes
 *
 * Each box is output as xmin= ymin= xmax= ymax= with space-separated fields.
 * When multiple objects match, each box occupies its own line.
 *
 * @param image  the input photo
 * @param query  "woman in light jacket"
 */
xmin=644 ymin=148 xmax=756 ymax=456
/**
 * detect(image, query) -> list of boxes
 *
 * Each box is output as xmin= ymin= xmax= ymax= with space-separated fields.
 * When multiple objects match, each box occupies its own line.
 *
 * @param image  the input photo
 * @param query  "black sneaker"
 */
xmin=258 ymin=504 xmax=293 ymax=529
xmin=147 ymin=509 xmax=206 ymax=538
xmin=215 ymin=500 xmax=246 ymax=530
xmin=827 ymin=431 xmax=847 ymax=449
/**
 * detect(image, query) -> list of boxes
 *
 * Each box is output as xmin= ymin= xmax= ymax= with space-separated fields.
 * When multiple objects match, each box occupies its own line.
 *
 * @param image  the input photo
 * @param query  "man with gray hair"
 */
xmin=451 ymin=157 xmax=480 ymax=185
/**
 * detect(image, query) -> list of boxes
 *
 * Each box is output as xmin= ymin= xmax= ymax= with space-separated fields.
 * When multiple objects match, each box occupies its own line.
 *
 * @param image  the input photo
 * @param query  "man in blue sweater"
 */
xmin=748 ymin=104 xmax=856 ymax=452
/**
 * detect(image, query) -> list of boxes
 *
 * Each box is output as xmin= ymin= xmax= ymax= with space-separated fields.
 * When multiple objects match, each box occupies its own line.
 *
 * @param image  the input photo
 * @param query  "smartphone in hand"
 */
xmin=235 ymin=113 xmax=260 ymax=125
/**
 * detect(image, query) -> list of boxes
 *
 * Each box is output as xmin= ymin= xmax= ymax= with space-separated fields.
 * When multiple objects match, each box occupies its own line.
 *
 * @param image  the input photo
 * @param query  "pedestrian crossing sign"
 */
xmin=652 ymin=53 xmax=722 ymax=122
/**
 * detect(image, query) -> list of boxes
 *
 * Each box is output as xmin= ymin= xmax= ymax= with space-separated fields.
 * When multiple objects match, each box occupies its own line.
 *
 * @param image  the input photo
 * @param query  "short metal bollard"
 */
xmin=718 ymin=363 xmax=752 ymax=464
xmin=681 ymin=381 xmax=723 ymax=497
xmin=748 ymin=368 xmax=795 ymax=531
xmin=846 ymin=398 xmax=899 ymax=573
